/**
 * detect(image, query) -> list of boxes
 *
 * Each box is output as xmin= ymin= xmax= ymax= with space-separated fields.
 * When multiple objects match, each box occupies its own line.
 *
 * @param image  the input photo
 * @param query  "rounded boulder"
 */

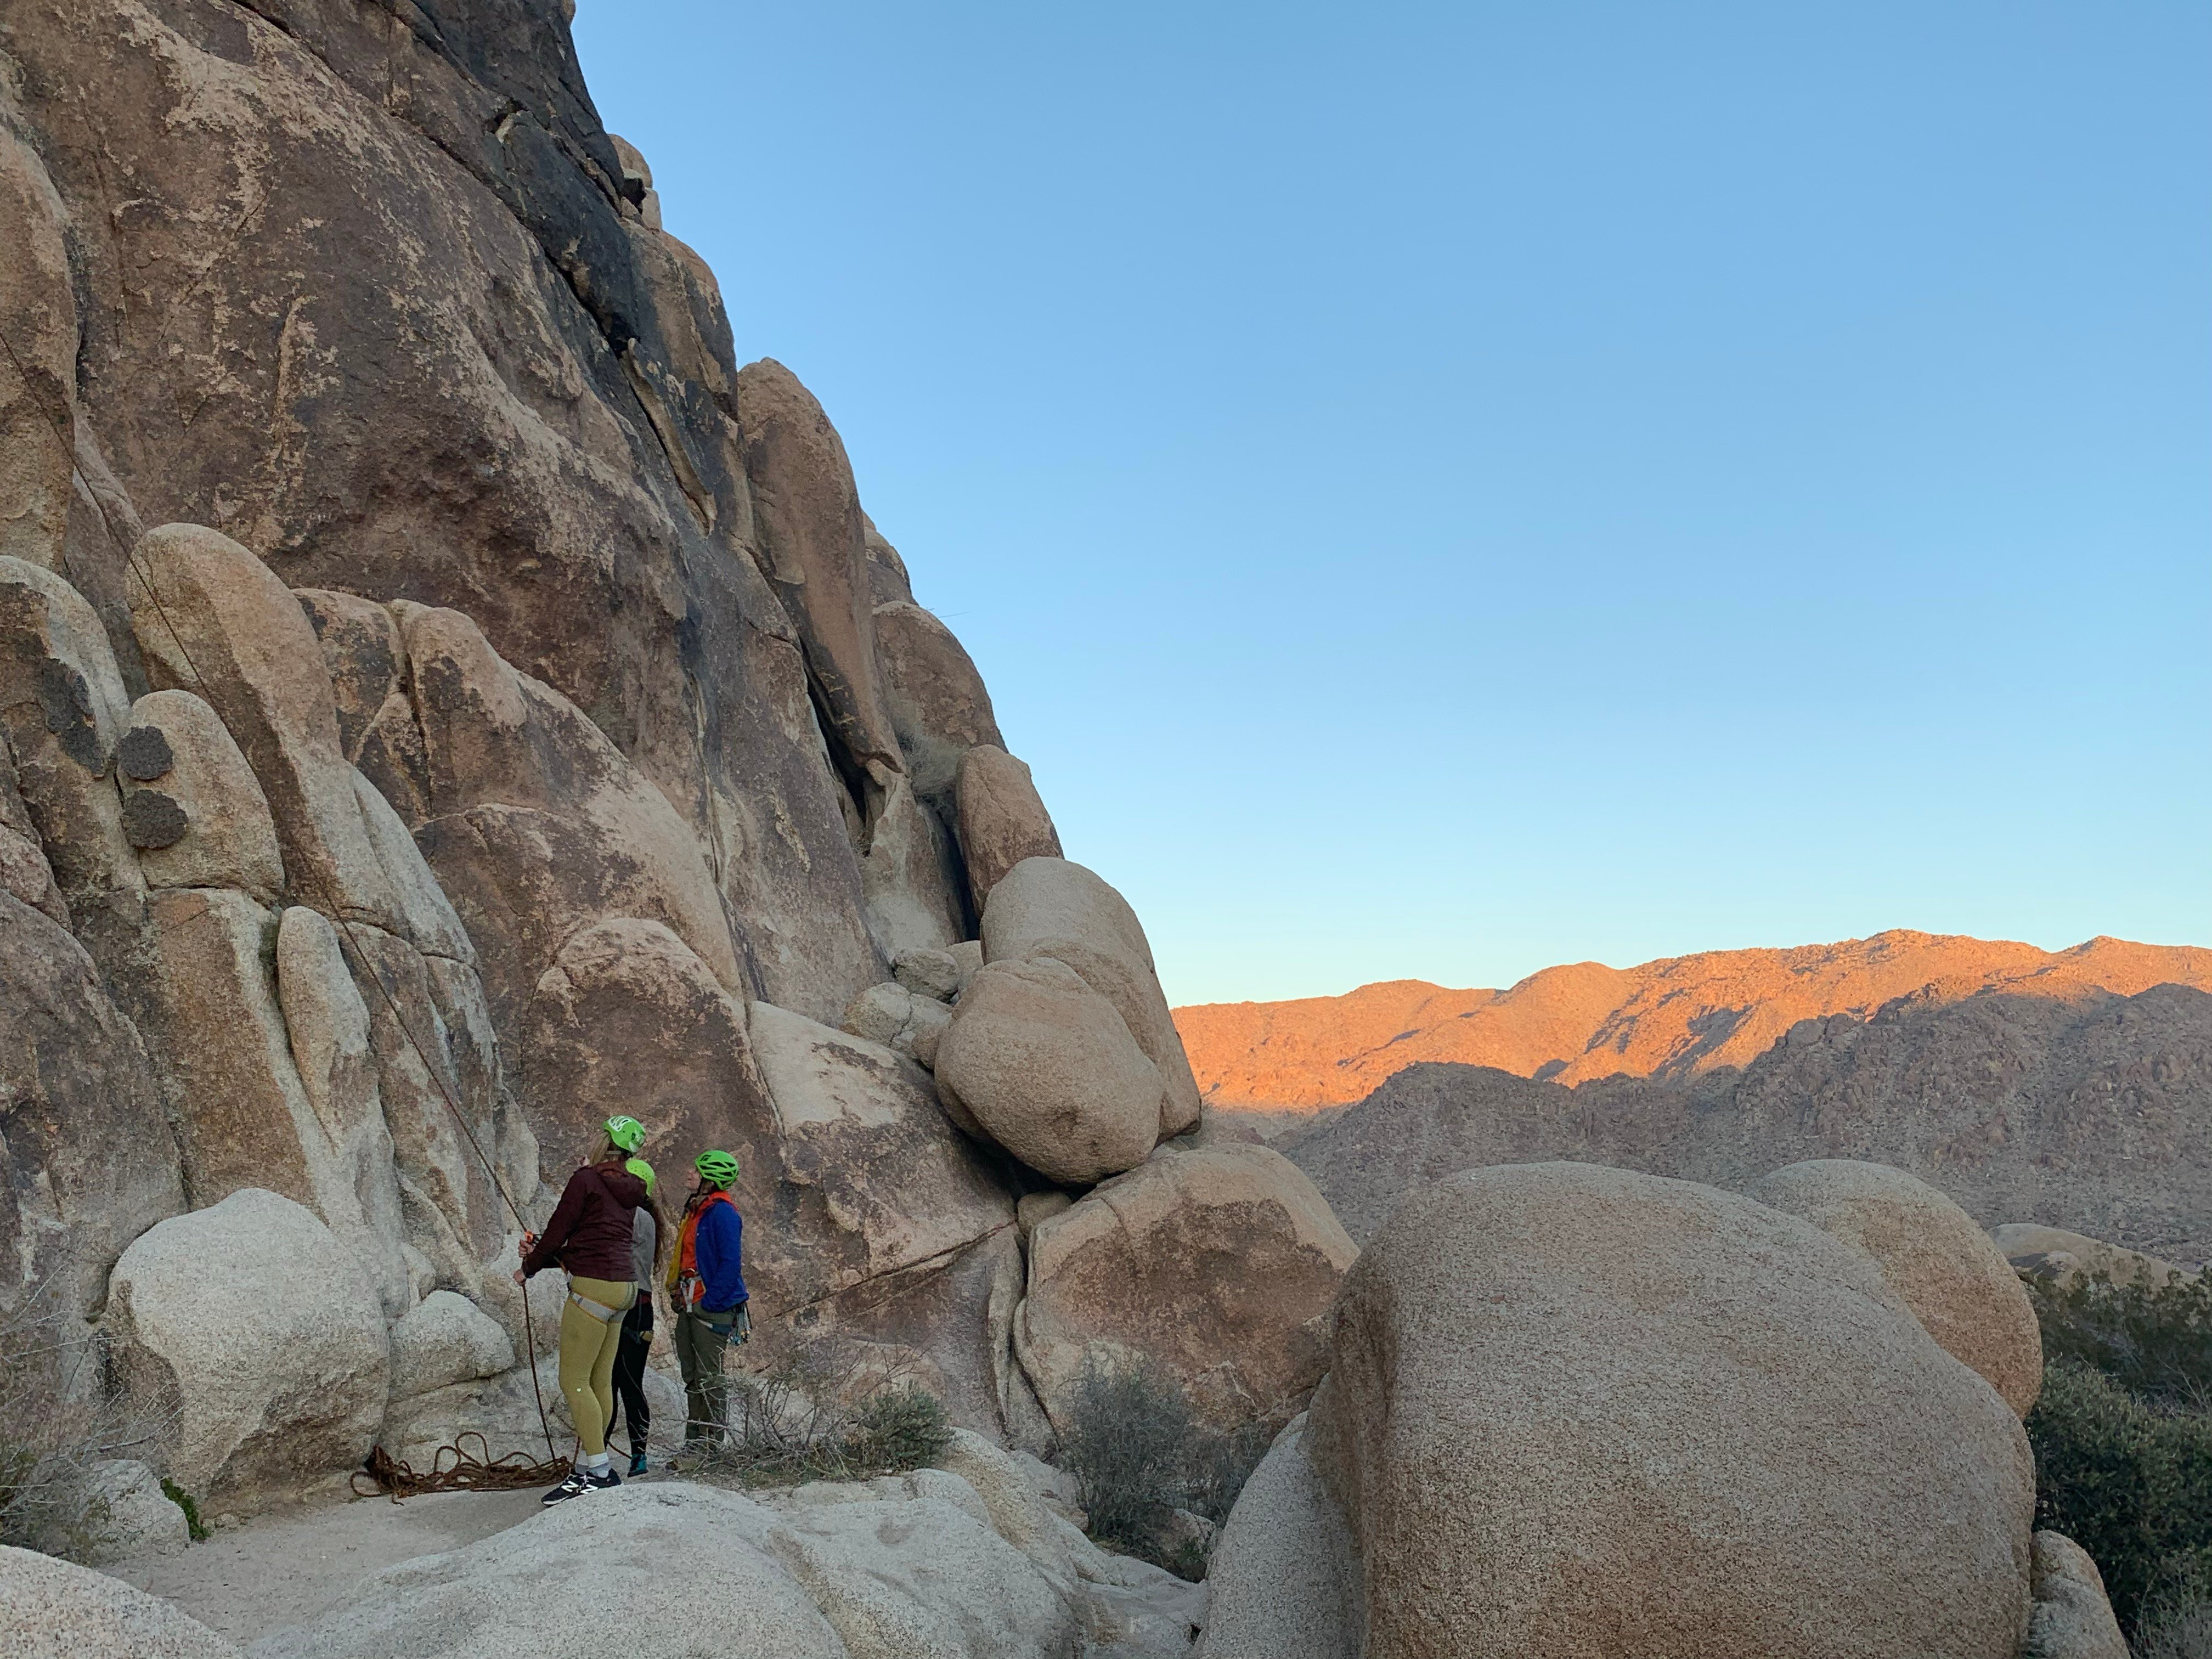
xmin=934 ymin=956 xmax=1164 ymax=1185
xmin=106 ymin=1189 xmax=391 ymax=1505
xmin=1015 ymin=1143 xmax=1358 ymax=1431
xmin=1750 ymin=1159 xmax=2043 ymax=1415
xmin=0 ymin=1544 xmax=242 ymax=1659
xmin=1307 ymin=1161 xmax=2035 ymax=1659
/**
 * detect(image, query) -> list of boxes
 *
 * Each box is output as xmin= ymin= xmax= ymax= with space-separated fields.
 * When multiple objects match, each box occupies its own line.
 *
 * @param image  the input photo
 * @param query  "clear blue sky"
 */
xmin=573 ymin=2 xmax=2210 ymax=1008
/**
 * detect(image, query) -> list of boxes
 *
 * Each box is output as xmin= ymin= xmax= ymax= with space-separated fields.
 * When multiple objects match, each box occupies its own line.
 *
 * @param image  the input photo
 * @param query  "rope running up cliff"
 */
xmin=0 ymin=318 xmax=569 ymax=1485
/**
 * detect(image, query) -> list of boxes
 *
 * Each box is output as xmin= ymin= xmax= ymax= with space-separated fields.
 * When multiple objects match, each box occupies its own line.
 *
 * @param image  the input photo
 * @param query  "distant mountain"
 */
xmin=1174 ymin=932 xmax=2212 ymax=1126
xmin=1279 ymin=981 xmax=2212 ymax=1266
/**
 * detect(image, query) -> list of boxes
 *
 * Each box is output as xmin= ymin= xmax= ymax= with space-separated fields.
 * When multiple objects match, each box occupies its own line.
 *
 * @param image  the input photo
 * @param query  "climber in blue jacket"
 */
xmin=666 ymin=1150 xmax=749 ymax=1464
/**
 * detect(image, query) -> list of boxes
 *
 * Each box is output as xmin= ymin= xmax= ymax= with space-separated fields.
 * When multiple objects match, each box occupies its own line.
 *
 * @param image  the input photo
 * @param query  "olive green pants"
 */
xmin=557 ymin=1276 xmax=636 ymax=1458
xmin=673 ymin=1308 xmax=736 ymax=1443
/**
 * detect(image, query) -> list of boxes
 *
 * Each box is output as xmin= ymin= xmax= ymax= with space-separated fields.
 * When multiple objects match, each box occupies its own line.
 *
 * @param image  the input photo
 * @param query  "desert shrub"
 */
xmin=0 ymin=1277 xmax=158 ymax=1561
xmin=842 ymin=1385 xmax=953 ymax=1475
xmin=2030 ymin=1271 xmax=2212 ymax=1409
xmin=699 ymin=1338 xmax=950 ymax=1486
xmin=1057 ymin=1356 xmax=1272 ymax=1580
xmin=2027 ymin=1358 xmax=2212 ymax=1634
xmin=2139 ymin=1595 xmax=2212 ymax=1659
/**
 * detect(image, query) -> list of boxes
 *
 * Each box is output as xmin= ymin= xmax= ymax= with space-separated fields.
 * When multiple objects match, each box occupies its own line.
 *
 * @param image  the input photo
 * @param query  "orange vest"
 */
xmin=670 ymin=1189 xmax=739 ymax=1310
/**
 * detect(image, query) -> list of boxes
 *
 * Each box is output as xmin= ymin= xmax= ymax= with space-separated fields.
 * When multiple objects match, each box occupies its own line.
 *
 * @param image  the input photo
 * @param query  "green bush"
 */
xmin=2027 ymin=1359 xmax=2212 ymax=1633
xmin=160 ymin=1477 xmax=209 ymax=1543
xmin=841 ymin=1385 xmax=952 ymax=1477
xmin=2031 ymin=1271 xmax=2212 ymax=1409
xmin=1058 ymin=1356 xmax=1271 ymax=1579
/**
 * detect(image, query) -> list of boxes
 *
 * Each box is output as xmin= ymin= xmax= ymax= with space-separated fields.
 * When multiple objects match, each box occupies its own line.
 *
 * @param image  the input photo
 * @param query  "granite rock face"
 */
xmin=1015 ymin=1145 xmax=1357 ymax=1435
xmin=0 ymin=0 xmax=1193 ymax=1504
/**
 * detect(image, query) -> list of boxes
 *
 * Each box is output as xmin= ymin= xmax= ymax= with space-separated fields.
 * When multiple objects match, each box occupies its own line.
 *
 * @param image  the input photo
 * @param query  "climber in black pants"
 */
xmin=611 ymin=1145 xmax=662 ymax=1477
xmin=610 ymin=1293 xmax=653 ymax=1476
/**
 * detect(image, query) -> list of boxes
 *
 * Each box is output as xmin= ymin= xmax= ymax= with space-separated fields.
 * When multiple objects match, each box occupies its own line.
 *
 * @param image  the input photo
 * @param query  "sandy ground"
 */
xmin=108 ymin=1485 xmax=548 ymax=1646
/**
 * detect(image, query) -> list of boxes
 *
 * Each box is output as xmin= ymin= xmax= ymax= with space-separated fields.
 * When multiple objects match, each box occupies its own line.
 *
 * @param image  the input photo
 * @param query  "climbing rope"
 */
xmin=352 ymin=1436 xmax=569 ymax=1502
xmin=0 ymin=320 xmax=569 ymax=1476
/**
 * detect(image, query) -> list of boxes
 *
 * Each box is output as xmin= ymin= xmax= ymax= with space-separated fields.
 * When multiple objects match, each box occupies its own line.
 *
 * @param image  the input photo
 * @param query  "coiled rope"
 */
xmin=351 ymin=1436 xmax=568 ymax=1500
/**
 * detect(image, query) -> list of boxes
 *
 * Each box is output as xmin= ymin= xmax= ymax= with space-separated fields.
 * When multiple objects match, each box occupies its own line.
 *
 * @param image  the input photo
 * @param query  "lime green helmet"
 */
xmin=604 ymin=1115 xmax=646 ymax=1154
xmin=626 ymin=1157 xmax=656 ymax=1197
xmin=694 ymin=1149 xmax=740 ymax=1187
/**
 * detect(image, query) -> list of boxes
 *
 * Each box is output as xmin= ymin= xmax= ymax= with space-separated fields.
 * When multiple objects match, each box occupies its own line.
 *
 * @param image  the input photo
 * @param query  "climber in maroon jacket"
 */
xmin=514 ymin=1118 xmax=651 ymax=1503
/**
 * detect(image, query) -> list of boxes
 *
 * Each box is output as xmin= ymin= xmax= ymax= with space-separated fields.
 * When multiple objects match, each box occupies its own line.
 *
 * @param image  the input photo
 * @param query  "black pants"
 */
xmin=610 ymin=1297 xmax=653 ymax=1457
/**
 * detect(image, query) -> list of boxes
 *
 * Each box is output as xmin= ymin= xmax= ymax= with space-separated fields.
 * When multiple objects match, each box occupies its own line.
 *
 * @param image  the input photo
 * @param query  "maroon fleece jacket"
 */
xmin=521 ymin=1162 xmax=648 ymax=1282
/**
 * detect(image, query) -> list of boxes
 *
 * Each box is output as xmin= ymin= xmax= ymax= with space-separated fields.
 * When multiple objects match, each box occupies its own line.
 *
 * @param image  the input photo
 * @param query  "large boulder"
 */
xmin=936 ymin=957 xmax=1165 ymax=1184
xmin=1749 ymin=1159 xmax=2044 ymax=1416
xmin=0 ymin=1544 xmax=242 ymax=1659
xmin=0 ymin=890 xmax=183 ymax=1324
xmin=2024 ymin=1531 xmax=2129 ymax=1659
xmin=257 ymin=1484 xmax=848 ymax=1659
xmin=1015 ymin=1143 xmax=1357 ymax=1434
xmin=745 ymin=1001 xmax=1020 ymax=1429
xmin=981 ymin=859 xmax=1201 ymax=1139
xmin=1307 ymin=1162 xmax=2035 ymax=1659
xmin=386 ymin=1290 xmax=516 ymax=1402
xmin=254 ymin=1467 xmax=1193 ymax=1659
xmin=957 ymin=747 xmax=1063 ymax=907
xmin=874 ymin=599 xmax=1004 ymax=802
xmin=1195 ymin=1415 xmax=1361 ymax=1659
xmin=127 ymin=524 xmax=404 ymax=934
xmin=106 ymin=1190 xmax=391 ymax=1505
xmin=136 ymin=888 xmax=410 ymax=1314
xmin=1991 ymin=1222 xmax=2194 ymax=1290
xmin=760 ymin=1488 xmax=1081 ymax=1658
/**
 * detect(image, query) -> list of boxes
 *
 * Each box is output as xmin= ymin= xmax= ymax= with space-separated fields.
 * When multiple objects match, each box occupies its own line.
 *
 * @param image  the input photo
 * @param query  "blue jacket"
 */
xmin=693 ymin=1198 xmax=747 ymax=1312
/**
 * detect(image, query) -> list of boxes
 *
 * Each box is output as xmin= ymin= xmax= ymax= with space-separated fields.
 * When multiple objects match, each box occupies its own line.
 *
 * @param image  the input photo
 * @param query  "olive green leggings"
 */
xmin=558 ymin=1276 xmax=637 ymax=1458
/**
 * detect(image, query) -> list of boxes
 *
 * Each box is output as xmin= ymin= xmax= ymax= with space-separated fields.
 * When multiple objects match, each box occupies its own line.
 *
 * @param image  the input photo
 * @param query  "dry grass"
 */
xmin=0 ymin=1273 xmax=170 ymax=1561
xmin=687 ymin=1336 xmax=951 ymax=1487
xmin=1058 ymin=1355 xmax=1269 ymax=1581
xmin=2141 ymin=1599 xmax=2212 ymax=1659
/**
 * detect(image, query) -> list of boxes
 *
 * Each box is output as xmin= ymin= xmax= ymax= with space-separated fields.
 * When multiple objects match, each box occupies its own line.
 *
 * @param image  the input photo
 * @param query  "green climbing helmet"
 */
xmin=603 ymin=1115 xmax=646 ymax=1154
xmin=694 ymin=1149 xmax=740 ymax=1187
xmin=625 ymin=1157 xmax=656 ymax=1197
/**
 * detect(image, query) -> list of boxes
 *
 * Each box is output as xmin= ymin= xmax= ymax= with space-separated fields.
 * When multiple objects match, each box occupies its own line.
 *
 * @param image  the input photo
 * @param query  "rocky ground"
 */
xmin=107 ymin=1488 xmax=544 ymax=1648
xmin=26 ymin=1432 xmax=1205 ymax=1659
